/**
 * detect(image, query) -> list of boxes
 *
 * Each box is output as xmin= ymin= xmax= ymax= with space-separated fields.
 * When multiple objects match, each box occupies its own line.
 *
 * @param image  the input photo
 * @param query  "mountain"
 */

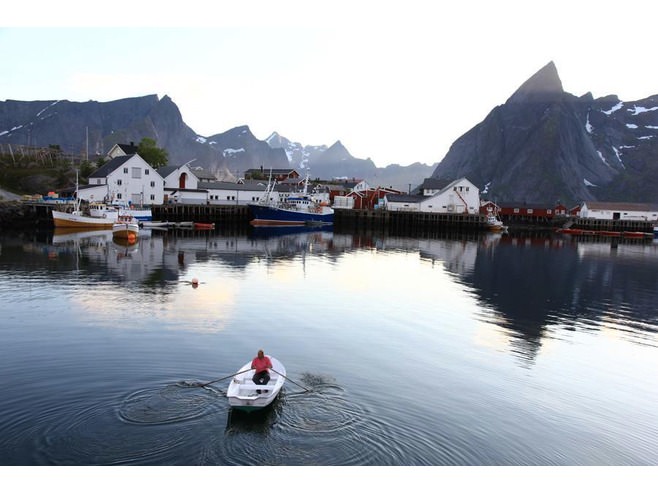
xmin=431 ymin=61 xmax=658 ymax=204
xmin=0 ymin=96 xmax=433 ymax=190
xmin=265 ymin=132 xmax=435 ymax=189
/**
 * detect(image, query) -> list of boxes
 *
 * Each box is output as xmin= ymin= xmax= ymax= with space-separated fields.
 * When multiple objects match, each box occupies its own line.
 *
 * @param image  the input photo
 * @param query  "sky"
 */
xmin=2 ymin=0 xmax=657 ymax=167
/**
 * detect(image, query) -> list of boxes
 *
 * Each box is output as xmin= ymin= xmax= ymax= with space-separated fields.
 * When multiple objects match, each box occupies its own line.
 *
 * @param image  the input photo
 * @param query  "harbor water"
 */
xmin=1 ymin=226 xmax=657 ymax=469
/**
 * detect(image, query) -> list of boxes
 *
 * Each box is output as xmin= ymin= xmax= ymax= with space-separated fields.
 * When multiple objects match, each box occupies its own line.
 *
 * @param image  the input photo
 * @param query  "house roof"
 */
xmin=89 ymin=155 xmax=134 ymax=178
xmin=386 ymin=194 xmax=426 ymax=203
xmin=499 ymin=202 xmax=559 ymax=209
xmin=582 ymin=201 xmax=658 ymax=211
xmin=245 ymin=168 xmax=297 ymax=175
xmin=420 ymin=178 xmax=453 ymax=190
xmin=202 ymin=181 xmax=269 ymax=192
xmin=116 ymin=143 xmax=138 ymax=155
xmin=191 ymin=168 xmax=216 ymax=180
xmin=156 ymin=165 xmax=179 ymax=178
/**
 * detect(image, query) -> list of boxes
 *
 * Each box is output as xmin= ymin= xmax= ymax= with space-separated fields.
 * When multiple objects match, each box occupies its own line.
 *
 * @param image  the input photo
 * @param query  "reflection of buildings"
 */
xmin=29 ymin=229 xmax=658 ymax=361
xmin=44 ymin=227 xmax=346 ymax=284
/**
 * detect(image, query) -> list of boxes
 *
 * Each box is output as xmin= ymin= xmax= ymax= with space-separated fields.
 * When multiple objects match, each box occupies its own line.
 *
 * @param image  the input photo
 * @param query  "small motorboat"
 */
xmin=226 ymin=356 xmax=285 ymax=412
xmin=112 ymin=218 xmax=139 ymax=242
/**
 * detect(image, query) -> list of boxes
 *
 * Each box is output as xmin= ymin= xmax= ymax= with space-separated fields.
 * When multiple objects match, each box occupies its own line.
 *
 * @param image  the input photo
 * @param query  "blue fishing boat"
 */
xmin=248 ymin=174 xmax=334 ymax=226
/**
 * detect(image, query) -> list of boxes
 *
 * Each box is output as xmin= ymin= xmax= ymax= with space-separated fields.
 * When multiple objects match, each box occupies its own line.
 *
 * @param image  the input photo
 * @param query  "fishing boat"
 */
xmin=51 ymin=172 xmax=116 ymax=229
xmin=226 ymin=356 xmax=286 ymax=412
xmin=112 ymin=217 xmax=139 ymax=242
xmin=110 ymin=202 xmax=153 ymax=222
xmin=248 ymin=174 xmax=334 ymax=226
xmin=486 ymin=213 xmax=508 ymax=233
xmin=52 ymin=200 xmax=115 ymax=229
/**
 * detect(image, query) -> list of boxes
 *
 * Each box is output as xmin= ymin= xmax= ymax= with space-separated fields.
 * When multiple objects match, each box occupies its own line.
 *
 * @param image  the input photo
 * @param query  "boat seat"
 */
xmin=235 ymin=379 xmax=278 ymax=391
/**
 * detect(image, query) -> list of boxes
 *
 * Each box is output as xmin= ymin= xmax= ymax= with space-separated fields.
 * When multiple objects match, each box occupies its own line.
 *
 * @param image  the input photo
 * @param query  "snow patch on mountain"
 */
xmin=585 ymin=112 xmax=593 ymax=133
xmin=628 ymin=105 xmax=658 ymax=115
xmin=602 ymin=102 xmax=623 ymax=115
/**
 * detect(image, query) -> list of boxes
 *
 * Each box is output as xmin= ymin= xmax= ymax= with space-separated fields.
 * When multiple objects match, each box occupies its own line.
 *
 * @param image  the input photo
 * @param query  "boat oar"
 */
xmin=195 ymin=368 xmax=252 ymax=387
xmin=271 ymin=368 xmax=311 ymax=392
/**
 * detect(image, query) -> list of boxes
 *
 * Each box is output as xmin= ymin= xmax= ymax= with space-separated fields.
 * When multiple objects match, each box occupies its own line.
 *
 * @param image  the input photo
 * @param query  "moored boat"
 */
xmin=112 ymin=218 xmax=139 ymax=242
xmin=248 ymin=174 xmax=334 ymax=226
xmin=194 ymin=222 xmax=215 ymax=230
xmin=52 ymin=203 xmax=115 ymax=229
xmin=226 ymin=356 xmax=286 ymax=412
xmin=486 ymin=213 xmax=508 ymax=233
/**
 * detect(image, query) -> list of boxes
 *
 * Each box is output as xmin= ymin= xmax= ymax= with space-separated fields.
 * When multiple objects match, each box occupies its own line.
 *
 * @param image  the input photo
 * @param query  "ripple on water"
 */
xmin=118 ymin=383 xmax=223 ymax=425
xmin=201 ymin=373 xmax=424 ymax=465
xmin=34 ymin=383 xmax=226 ymax=465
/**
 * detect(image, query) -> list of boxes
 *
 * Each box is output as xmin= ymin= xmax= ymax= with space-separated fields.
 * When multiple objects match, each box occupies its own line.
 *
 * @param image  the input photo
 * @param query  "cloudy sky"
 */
xmin=2 ymin=0 xmax=656 ymax=167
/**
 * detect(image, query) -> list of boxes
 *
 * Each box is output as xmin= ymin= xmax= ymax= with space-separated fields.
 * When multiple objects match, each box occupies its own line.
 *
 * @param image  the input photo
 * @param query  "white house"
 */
xmin=204 ymin=181 xmax=272 ymax=206
xmin=579 ymin=202 xmax=658 ymax=221
xmin=384 ymin=194 xmax=424 ymax=211
xmin=385 ymin=177 xmax=480 ymax=213
xmin=85 ymin=154 xmax=165 ymax=206
xmin=106 ymin=142 xmax=139 ymax=159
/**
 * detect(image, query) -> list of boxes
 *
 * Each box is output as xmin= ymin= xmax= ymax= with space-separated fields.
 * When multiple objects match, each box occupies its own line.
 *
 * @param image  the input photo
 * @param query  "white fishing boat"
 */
xmin=52 ymin=197 xmax=115 ymax=229
xmin=112 ymin=218 xmax=139 ymax=242
xmin=226 ymin=356 xmax=286 ymax=412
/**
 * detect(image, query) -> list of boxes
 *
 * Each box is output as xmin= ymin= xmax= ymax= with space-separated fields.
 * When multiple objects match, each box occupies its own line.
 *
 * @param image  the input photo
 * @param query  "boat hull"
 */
xmin=112 ymin=222 xmax=139 ymax=241
xmin=52 ymin=210 xmax=114 ymax=229
xmin=248 ymin=204 xmax=334 ymax=226
xmin=226 ymin=357 xmax=285 ymax=412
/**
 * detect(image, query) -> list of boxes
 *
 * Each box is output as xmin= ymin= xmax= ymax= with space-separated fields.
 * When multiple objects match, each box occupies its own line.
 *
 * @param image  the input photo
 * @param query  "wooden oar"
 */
xmin=271 ymin=368 xmax=311 ymax=392
xmin=195 ymin=368 xmax=252 ymax=387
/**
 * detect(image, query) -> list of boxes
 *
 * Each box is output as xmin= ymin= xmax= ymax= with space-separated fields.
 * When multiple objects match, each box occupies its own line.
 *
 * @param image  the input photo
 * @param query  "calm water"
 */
xmin=1 ymin=226 xmax=657 ymax=466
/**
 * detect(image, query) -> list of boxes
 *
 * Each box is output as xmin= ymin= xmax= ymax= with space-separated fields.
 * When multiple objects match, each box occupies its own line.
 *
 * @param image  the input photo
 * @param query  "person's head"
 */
xmin=257 ymin=349 xmax=264 ymax=358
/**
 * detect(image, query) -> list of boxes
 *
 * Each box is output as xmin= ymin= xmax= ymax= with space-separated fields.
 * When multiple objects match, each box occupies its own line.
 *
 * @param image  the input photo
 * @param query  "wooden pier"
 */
xmin=152 ymin=204 xmax=250 ymax=223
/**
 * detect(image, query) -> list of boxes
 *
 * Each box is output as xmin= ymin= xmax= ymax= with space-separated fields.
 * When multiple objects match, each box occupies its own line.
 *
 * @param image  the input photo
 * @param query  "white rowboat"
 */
xmin=226 ymin=356 xmax=285 ymax=412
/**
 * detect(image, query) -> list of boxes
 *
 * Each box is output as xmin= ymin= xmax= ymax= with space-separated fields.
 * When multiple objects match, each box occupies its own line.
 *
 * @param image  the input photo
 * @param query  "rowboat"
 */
xmin=226 ymin=356 xmax=285 ymax=412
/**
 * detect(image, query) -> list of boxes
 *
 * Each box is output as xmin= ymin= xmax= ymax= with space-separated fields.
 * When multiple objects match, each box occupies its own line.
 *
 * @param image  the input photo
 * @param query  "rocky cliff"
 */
xmin=431 ymin=62 xmax=658 ymax=204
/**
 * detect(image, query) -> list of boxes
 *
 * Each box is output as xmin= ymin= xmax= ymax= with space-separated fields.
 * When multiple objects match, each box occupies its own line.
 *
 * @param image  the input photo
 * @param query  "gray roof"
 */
xmin=420 ymin=178 xmax=453 ymax=190
xmin=191 ymin=168 xmax=216 ymax=180
xmin=386 ymin=194 xmax=426 ymax=203
xmin=583 ymin=201 xmax=658 ymax=211
xmin=89 ymin=155 xmax=133 ymax=178
xmin=156 ymin=165 xmax=179 ymax=178
xmin=202 ymin=181 xmax=269 ymax=192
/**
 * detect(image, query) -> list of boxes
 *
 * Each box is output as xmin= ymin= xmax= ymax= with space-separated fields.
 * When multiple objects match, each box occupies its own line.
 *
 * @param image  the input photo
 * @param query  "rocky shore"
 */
xmin=0 ymin=200 xmax=50 ymax=229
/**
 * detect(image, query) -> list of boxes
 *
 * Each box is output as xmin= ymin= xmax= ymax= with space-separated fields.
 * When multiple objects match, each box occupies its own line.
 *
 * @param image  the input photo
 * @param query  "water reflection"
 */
xmin=3 ymin=227 xmax=657 ymax=360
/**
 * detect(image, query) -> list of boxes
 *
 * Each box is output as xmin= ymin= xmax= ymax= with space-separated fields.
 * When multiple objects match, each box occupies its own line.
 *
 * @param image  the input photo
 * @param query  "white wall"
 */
xmin=107 ymin=155 xmax=165 ymax=206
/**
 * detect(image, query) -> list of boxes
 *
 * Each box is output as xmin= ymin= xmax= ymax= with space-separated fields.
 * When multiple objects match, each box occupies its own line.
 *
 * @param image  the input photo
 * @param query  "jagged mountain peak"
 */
xmin=506 ymin=61 xmax=564 ymax=105
xmin=432 ymin=61 xmax=658 ymax=204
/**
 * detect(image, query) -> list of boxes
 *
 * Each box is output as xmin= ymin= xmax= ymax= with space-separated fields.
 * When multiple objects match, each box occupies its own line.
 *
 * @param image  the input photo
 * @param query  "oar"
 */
xmin=195 ymin=368 xmax=252 ymax=387
xmin=271 ymin=368 xmax=311 ymax=392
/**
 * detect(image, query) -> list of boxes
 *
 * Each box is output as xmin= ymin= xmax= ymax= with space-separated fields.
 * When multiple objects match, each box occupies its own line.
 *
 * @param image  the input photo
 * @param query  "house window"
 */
xmin=547 ymin=210 xmax=553 ymax=215
xmin=117 ymin=179 xmax=122 ymax=186
xmin=123 ymin=168 xmax=128 ymax=174
xmin=150 ymin=194 xmax=155 ymax=201
xmin=527 ymin=209 xmax=534 ymax=214
xmin=150 ymin=181 xmax=155 ymax=187
xmin=145 ymin=169 xmax=149 ymax=175
xmin=132 ymin=167 xmax=141 ymax=179
xmin=514 ymin=208 xmax=520 ymax=213
xmin=117 ymin=193 xmax=122 ymax=199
